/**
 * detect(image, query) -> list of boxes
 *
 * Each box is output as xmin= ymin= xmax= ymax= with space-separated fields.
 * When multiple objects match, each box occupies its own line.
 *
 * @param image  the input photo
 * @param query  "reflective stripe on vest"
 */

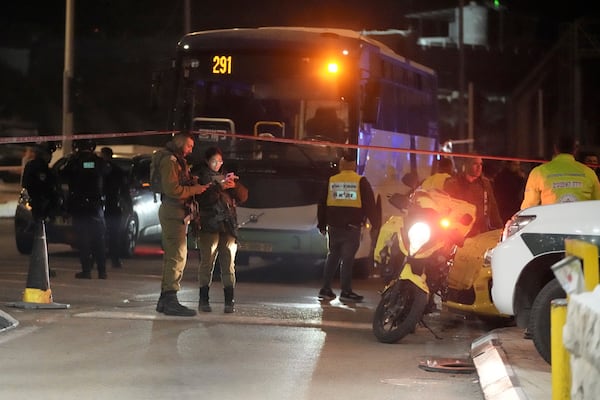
xmin=326 ymin=170 xmax=362 ymax=208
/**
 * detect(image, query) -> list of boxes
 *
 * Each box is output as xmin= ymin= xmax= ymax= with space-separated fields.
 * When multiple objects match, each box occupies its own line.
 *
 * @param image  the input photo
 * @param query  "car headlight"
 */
xmin=408 ymin=221 xmax=431 ymax=255
xmin=502 ymin=215 xmax=536 ymax=241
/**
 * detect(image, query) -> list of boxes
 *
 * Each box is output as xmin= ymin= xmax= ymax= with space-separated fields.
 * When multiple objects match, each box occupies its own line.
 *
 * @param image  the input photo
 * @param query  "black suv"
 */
xmin=14 ymin=154 xmax=161 ymax=256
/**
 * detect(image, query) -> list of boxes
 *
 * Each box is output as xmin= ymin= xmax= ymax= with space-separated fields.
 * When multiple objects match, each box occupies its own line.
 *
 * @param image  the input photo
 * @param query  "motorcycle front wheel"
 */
xmin=372 ymin=279 xmax=428 ymax=343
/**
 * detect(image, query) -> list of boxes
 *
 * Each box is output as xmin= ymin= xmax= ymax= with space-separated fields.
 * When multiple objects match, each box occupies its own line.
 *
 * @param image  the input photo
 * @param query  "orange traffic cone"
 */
xmin=8 ymin=220 xmax=69 ymax=309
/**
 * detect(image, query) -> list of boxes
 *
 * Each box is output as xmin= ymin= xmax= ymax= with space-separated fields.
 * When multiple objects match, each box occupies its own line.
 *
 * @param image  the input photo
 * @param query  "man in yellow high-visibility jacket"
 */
xmin=521 ymin=135 xmax=600 ymax=210
xmin=317 ymin=155 xmax=380 ymax=303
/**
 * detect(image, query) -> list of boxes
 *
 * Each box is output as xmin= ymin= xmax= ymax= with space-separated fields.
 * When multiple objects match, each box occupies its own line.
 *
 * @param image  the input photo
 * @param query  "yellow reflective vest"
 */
xmin=521 ymin=154 xmax=600 ymax=209
xmin=420 ymin=172 xmax=452 ymax=191
xmin=326 ymin=170 xmax=362 ymax=208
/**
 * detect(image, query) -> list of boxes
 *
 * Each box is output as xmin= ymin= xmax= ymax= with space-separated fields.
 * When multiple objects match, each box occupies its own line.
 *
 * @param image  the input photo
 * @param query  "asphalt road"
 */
xmin=0 ymin=216 xmax=493 ymax=400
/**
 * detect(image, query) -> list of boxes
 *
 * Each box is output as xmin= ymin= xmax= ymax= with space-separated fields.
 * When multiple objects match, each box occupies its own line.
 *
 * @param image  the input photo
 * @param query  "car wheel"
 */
xmin=120 ymin=215 xmax=138 ymax=258
xmin=530 ymin=279 xmax=565 ymax=365
xmin=15 ymin=219 xmax=34 ymax=255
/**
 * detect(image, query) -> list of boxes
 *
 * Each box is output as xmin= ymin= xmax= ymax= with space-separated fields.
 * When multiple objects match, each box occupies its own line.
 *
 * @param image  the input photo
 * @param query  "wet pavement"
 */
xmin=0 ymin=180 xmax=553 ymax=399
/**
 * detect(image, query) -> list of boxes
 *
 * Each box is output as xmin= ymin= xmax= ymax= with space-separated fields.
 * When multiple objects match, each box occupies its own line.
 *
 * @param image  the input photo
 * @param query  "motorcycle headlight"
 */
xmin=407 ymin=221 xmax=431 ymax=255
xmin=502 ymin=214 xmax=536 ymax=241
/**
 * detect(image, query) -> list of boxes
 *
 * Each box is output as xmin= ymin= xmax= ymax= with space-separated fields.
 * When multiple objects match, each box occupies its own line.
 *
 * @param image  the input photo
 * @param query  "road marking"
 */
xmin=74 ymin=309 xmax=372 ymax=330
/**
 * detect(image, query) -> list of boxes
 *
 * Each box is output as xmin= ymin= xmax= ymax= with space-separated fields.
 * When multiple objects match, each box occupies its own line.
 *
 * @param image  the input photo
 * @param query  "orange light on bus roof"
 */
xmin=327 ymin=62 xmax=339 ymax=74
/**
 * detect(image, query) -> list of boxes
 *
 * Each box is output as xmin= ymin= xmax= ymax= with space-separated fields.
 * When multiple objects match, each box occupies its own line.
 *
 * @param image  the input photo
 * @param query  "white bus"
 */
xmin=159 ymin=27 xmax=439 ymax=275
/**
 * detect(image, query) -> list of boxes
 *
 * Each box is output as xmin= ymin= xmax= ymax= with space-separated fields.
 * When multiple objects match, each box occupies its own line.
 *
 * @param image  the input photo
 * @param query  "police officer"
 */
xmin=155 ymin=133 xmax=209 ymax=317
xmin=60 ymin=138 xmax=110 ymax=279
xmin=521 ymin=135 xmax=600 ymax=209
xmin=22 ymin=142 xmax=61 ymax=222
xmin=22 ymin=142 xmax=61 ymax=278
xmin=100 ymin=147 xmax=130 ymax=269
xmin=317 ymin=154 xmax=380 ymax=303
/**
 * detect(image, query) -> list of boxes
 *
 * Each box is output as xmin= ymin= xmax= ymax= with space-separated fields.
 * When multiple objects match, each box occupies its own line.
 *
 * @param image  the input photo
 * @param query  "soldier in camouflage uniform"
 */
xmin=155 ymin=133 xmax=209 ymax=317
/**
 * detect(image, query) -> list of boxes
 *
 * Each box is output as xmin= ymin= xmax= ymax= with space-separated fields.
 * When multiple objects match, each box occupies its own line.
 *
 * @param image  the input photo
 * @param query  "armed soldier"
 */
xmin=154 ymin=133 xmax=209 ymax=317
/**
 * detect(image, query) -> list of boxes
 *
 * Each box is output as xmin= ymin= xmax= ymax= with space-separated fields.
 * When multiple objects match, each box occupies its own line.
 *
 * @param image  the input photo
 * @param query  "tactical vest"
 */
xmin=326 ymin=170 xmax=362 ymax=208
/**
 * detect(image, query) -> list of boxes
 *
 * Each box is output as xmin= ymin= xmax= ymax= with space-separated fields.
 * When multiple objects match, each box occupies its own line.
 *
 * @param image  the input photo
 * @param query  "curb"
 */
xmin=471 ymin=332 xmax=528 ymax=400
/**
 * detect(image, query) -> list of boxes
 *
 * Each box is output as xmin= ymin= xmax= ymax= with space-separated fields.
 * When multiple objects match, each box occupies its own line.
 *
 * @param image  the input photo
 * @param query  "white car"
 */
xmin=489 ymin=200 xmax=600 ymax=364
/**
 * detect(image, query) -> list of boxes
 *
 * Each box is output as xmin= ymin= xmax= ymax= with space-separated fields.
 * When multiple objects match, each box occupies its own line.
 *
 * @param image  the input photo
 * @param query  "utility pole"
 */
xmin=62 ymin=0 xmax=74 ymax=153
xmin=183 ymin=0 xmax=191 ymax=34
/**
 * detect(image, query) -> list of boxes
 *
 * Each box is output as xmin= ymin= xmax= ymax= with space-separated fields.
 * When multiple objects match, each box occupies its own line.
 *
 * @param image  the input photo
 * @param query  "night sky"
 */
xmin=1 ymin=1 xmax=594 ymax=42
xmin=0 ymin=1 xmax=597 ymax=155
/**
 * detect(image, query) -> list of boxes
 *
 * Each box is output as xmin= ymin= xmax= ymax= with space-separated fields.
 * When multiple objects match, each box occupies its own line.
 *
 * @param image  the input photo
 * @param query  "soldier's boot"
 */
xmin=224 ymin=287 xmax=235 ymax=314
xmin=198 ymin=286 xmax=212 ymax=312
xmin=157 ymin=290 xmax=196 ymax=317
xmin=156 ymin=292 xmax=166 ymax=312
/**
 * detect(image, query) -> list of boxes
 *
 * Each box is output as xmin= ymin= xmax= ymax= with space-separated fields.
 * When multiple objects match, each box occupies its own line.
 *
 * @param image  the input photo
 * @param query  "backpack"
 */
xmin=149 ymin=149 xmax=171 ymax=199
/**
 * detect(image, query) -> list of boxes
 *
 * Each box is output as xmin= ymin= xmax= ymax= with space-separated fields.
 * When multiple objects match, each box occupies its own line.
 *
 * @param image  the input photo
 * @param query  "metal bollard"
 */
xmin=551 ymin=298 xmax=570 ymax=400
xmin=565 ymin=239 xmax=599 ymax=291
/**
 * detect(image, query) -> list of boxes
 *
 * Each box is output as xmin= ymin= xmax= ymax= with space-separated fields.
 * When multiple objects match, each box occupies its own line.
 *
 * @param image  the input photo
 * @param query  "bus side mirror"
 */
xmin=362 ymin=80 xmax=380 ymax=124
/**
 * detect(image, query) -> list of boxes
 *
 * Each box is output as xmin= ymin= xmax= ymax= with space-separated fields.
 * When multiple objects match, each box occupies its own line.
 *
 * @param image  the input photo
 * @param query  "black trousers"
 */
xmin=105 ymin=212 xmax=122 ymax=263
xmin=72 ymin=214 xmax=106 ymax=274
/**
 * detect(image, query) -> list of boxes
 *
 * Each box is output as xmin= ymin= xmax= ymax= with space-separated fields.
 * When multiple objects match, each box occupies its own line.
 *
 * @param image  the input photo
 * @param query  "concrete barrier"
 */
xmin=563 ymin=286 xmax=600 ymax=399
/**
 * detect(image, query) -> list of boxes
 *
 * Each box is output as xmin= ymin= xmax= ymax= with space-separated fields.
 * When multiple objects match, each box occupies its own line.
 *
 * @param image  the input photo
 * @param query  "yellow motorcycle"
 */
xmin=372 ymin=188 xmax=508 ymax=343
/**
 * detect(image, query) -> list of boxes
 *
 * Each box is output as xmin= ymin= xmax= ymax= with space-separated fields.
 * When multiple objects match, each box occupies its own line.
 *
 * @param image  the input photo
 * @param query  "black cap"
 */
xmin=74 ymin=138 xmax=96 ymax=152
xmin=34 ymin=141 xmax=57 ymax=154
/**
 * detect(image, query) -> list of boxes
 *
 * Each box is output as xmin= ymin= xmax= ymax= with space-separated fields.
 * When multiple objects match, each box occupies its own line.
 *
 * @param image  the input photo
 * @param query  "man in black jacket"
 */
xmin=444 ymin=156 xmax=503 ymax=237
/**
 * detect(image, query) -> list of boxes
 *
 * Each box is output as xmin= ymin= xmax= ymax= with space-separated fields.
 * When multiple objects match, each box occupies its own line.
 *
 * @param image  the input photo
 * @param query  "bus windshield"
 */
xmin=177 ymin=51 xmax=350 ymax=144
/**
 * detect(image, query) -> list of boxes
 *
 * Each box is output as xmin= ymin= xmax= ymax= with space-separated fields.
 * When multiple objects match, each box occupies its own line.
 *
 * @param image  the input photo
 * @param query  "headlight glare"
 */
xmin=408 ymin=222 xmax=431 ymax=255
